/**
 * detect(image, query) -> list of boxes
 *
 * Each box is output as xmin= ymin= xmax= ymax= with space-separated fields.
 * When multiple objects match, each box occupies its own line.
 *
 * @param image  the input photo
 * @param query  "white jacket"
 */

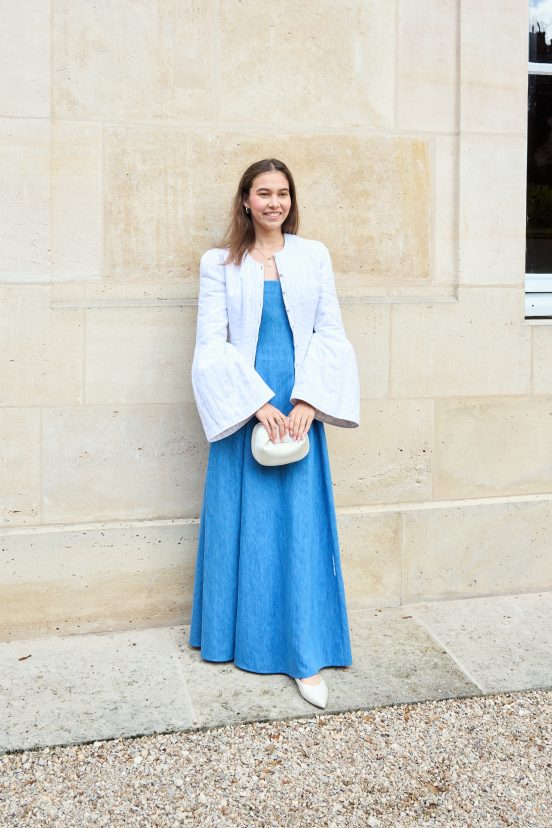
xmin=191 ymin=232 xmax=360 ymax=442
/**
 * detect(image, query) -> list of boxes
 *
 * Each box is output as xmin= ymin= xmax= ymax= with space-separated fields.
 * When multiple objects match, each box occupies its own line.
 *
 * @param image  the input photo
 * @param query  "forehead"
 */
xmin=250 ymin=171 xmax=289 ymax=191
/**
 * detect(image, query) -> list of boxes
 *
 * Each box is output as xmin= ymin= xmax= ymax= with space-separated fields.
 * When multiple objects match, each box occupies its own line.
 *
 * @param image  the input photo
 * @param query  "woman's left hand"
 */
xmin=287 ymin=400 xmax=315 ymax=441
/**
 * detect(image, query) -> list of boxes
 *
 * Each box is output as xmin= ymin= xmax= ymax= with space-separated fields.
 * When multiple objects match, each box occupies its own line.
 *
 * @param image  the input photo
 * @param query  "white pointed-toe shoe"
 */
xmin=294 ymin=673 xmax=328 ymax=709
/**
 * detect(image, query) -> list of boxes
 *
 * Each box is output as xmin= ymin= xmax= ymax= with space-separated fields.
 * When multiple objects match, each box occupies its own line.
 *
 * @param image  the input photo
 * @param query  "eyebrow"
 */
xmin=255 ymin=187 xmax=290 ymax=192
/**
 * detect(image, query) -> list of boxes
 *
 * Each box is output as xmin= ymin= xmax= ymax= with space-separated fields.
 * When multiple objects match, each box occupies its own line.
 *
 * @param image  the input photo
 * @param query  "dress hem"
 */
xmin=188 ymin=642 xmax=352 ymax=679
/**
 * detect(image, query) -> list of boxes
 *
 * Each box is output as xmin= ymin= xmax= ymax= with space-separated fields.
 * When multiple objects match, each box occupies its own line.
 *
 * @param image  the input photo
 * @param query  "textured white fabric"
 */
xmin=191 ymin=233 xmax=361 ymax=442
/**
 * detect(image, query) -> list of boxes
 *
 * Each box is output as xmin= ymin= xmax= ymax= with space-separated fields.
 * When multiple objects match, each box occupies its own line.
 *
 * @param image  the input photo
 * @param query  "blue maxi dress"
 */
xmin=188 ymin=278 xmax=353 ymax=679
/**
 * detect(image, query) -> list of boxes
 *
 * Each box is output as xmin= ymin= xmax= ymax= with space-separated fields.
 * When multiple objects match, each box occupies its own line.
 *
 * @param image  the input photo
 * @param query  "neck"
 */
xmin=253 ymin=226 xmax=285 ymax=250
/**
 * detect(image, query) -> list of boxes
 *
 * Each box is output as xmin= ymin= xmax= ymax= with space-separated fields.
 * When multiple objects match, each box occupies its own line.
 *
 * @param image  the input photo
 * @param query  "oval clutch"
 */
xmin=251 ymin=422 xmax=309 ymax=466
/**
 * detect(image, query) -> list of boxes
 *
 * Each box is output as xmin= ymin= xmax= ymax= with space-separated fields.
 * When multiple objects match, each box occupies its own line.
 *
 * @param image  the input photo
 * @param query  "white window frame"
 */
xmin=526 ymin=59 xmax=552 ymax=317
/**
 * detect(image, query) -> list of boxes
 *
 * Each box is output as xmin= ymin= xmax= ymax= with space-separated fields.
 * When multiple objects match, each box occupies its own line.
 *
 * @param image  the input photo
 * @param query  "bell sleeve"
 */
xmin=290 ymin=243 xmax=360 ymax=429
xmin=191 ymin=249 xmax=276 ymax=443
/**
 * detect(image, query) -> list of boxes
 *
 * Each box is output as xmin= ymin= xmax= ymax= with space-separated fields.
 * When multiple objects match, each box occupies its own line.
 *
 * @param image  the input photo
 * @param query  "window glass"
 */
xmin=530 ymin=0 xmax=552 ymax=62
xmin=527 ymin=2 xmax=552 ymax=272
xmin=527 ymin=75 xmax=552 ymax=272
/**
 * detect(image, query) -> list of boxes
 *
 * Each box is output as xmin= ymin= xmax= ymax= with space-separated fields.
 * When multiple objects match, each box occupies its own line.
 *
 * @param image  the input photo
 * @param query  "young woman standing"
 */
xmin=189 ymin=158 xmax=360 ymax=708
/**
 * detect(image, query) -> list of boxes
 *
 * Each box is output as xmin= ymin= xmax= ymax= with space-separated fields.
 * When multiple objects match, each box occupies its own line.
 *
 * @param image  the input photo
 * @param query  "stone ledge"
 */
xmin=2 ymin=493 xmax=552 ymax=642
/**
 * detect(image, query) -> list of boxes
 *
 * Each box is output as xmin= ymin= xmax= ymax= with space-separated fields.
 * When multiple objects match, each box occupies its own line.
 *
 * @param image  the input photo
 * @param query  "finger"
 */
xmin=279 ymin=415 xmax=286 ymax=440
xmin=261 ymin=417 xmax=275 ymax=443
xmin=271 ymin=416 xmax=282 ymax=442
xmin=289 ymin=416 xmax=298 ymax=440
xmin=262 ymin=418 xmax=274 ymax=441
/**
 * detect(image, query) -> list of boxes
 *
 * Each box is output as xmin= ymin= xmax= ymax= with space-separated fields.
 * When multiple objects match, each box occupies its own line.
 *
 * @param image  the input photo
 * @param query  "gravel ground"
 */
xmin=1 ymin=688 xmax=551 ymax=828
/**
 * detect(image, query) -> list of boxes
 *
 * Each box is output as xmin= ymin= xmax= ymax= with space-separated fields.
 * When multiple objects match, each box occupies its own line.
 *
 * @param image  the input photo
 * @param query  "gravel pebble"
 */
xmin=1 ymin=688 xmax=552 ymax=827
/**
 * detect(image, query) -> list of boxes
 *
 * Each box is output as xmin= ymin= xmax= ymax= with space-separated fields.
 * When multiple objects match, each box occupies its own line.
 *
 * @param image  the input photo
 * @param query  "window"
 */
xmin=527 ymin=1 xmax=552 ymax=317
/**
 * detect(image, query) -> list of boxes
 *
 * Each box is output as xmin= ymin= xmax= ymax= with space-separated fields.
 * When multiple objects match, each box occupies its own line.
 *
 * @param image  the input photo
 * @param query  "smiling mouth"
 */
xmin=264 ymin=212 xmax=282 ymax=217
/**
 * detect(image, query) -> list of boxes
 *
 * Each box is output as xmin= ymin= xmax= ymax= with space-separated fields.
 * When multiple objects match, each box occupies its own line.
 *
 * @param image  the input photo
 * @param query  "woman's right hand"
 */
xmin=254 ymin=403 xmax=289 ymax=443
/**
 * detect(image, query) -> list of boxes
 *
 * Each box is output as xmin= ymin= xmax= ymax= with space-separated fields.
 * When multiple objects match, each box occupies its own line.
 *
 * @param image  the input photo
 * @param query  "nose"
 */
xmin=268 ymin=194 xmax=279 ymax=208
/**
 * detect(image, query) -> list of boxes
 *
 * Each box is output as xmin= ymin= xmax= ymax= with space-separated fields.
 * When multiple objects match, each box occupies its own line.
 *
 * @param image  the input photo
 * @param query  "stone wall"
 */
xmin=2 ymin=1 xmax=550 ymax=641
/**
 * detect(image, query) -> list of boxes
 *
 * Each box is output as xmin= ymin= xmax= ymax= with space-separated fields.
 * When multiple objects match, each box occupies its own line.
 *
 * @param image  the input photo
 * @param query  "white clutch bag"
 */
xmin=251 ymin=422 xmax=309 ymax=466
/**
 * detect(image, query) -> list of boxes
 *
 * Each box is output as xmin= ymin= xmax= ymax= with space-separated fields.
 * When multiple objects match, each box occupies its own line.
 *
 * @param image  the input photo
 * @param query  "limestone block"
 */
xmin=532 ymin=326 xmax=552 ymax=394
xmin=0 ymin=628 xmax=198 ymax=749
xmin=288 ymin=134 xmax=431 ymax=283
xmin=397 ymin=0 xmax=458 ymax=132
xmin=51 ymin=121 xmax=102 ymax=280
xmin=52 ymin=0 xmax=216 ymax=121
xmin=341 ymin=303 xmax=389 ymax=398
xmin=104 ymin=126 xmax=193 ymax=281
xmin=86 ymin=305 xmax=196 ymax=405
xmin=0 ymin=521 xmax=198 ymax=640
xmin=42 ymin=404 xmax=207 ymax=523
xmin=434 ymin=396 xmax=552 ymax=499
xmin=0 ymin=409 xmax=41 ymax=527
xmin=218 ymin=0 xmax=394 ymax=130
xmin=391 ymin=287 xmax=531 ymax=397
xmin=458 ymin=134 xmax=527 ymax=285
xmin=51 ymin=282 xmax=199 ymax=306
xmin=0 ymin=507 xmax=402 ymax=640
xmin=460 ymin=0 xmax=527 ymax=134
xmin=105 ymin=127 xmax=431 ymax=282
xmin=0 ymin=286 xmax=83 ymax=406
xmin=402 ymin=497 xmax=552 ymax=602
xmin=0 ymin=0 xmax=50 ymax=117
xmin=327 ymin=399 xmax=432 ymax=507
xmin=434 ymin=135 xmax=458 ymax=286
xmin=407 ymin=592 xmax=552 ymax=694
xmin=0 ymin=121 xmax=49 ymax=280
xmin=339 ymin=510 xmax=401 ymax=608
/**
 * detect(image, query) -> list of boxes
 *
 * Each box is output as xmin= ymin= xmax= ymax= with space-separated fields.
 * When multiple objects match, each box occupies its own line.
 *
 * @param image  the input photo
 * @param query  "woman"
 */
xmin=189 ymin=158 xmax=360 ymax=709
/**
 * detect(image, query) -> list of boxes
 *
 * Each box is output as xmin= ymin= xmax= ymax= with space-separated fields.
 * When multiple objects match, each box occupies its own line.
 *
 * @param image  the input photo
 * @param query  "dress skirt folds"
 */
xmin=188 ymin=279 xmax=353 ymax=679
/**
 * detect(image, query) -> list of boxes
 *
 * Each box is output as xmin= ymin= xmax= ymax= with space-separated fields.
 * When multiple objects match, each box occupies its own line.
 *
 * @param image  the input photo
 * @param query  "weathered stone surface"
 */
xmin=398 ymin=0 xmax=458 ymax=132
xmin=458 ymin=134 xmax=527 ymax=285
xmin=460 ymin=0 xmax=527 ymax=135
xmin=341 ymin=303 xmax=389 ymax=399
xmin=105 ymin=128 xmax=431 ymax=283
xmin=407 ymin=592 xmax=552 ymax=693
xmin=52 ymin=0 xmax=216 ymax=121
xmin=85 ymin=305 xmax=196 ymax=405
xmin=0 ymin=286 xmax=83 ymax=405
xmin=434 ymin=135 xmax=458 ymax=286
xmin=0 ymin=121 xmax=50 ymax=280
xmin=391 ymin=288 xmax=531 ymax=397
xmin=51 ymin=121 xmax=103 ymax=280
xmin=42 ymin=404 xmax=206 ymax=523
xmin=218 ymin=0 xmax=394 ymax=130
xmin=434 ymin=396 xmax=552 ymax=499
xmin=0 ymin=409 xmax=41 ymax=527
xmin=402 ymin=496 xmax=552 ymax=602
xmin=327 ymin=399 xmax=432 ymax=507
xmin=0 ymin=0 xmax=50 ymax=117
xmin=339 ymin=510 xmax=402 ymax=608
xmin=532 ymin=326 xmax=552 ymax=394
xmin=0 ymin=521 xmax=198 ymax=641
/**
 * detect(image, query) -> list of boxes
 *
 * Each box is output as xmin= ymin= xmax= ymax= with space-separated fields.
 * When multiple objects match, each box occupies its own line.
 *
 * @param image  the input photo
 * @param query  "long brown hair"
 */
xmin=217 ymin=158 xmax=300 ymax=265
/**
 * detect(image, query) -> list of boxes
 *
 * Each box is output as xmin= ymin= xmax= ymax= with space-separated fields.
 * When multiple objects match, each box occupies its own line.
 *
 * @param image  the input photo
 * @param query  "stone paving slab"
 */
xmin=170 ymin=607 xmax=480 ymax=730
xmin=406 ymin=591 xmax=552 ymax=693
xmin=2 ymin=594 xmax=550 ymax=755
xmin=0 ymin=627 xmax=198 ymax=754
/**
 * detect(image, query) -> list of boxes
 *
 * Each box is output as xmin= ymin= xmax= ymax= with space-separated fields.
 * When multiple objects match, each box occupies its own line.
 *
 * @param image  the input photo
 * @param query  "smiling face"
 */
xmin=243 ymin=170 xmax=292 ymax=235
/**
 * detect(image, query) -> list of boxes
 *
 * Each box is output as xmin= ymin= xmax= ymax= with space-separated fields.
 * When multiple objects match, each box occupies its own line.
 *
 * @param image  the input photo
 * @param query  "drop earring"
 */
xmin=245 ymin=206 xmax=250 ymax=215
